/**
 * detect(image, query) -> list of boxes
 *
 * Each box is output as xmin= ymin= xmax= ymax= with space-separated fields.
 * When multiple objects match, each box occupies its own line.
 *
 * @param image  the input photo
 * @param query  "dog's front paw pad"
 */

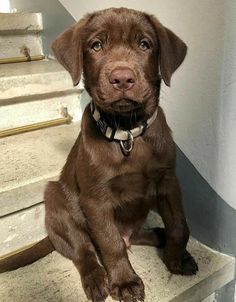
xmin=110 ymin=275 xmax=145 ymax=302
xmin=82 ymin=267 xmax=109 ymax=302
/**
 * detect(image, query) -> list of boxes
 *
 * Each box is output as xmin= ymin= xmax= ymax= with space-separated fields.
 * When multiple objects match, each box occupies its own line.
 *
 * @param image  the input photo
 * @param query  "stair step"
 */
xmin=0 ymin=60 xmax=83 ymax=130
xmin=0 ymin=177 xmax=57 ymax=218
xmin=0 ymin=122 xmax=80 ymax=215
xmin=0 ymin=34 xmax=43 ymax=60
xmin=0 ymin=211 xmax=234 ymax=302
xmin=0 ymin=13 xmax=43 ymax=34
xmin=0 ymin=60 xmax=82 ymax=101
xmin=0 ymin=12 xmax=43 ymax=60
xmin=0 ymin=203 xmax=47 ymax=256
xmin=0 ymin=89 xmax=82 ymax=131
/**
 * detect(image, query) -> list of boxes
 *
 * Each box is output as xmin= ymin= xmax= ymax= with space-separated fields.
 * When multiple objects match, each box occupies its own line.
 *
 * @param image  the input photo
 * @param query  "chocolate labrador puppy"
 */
xmin=3 ymin=7 xmax=197 ymax=302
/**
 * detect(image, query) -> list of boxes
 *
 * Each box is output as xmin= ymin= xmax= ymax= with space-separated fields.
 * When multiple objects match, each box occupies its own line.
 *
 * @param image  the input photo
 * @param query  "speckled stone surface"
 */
xmin=0 ymin=34 xmax=43 ymax=60
xmin=0 ymin=13 xmax=43 ymax=33
xmin=0 ymin=123 xmax=80 ymax=194
xmin=0 ymin=60 xmax=83 ymax=101
xmin=0 ymin=213 xmax=234 ymax=302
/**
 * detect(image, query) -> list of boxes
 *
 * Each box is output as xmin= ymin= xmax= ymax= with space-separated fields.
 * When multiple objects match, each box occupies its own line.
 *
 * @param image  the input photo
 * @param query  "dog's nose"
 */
xmin=109 ymin=68 xmax=135 ymax=91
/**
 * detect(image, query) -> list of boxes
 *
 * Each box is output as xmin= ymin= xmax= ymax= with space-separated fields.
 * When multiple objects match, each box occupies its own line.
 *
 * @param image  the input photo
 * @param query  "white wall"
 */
xmin=217 ymin=0 xmax=236 ymax=210
xmin=0 ymin=0 xmax=10 ymax=12
xmin=59 ymin=0 xmax=236 ymax=209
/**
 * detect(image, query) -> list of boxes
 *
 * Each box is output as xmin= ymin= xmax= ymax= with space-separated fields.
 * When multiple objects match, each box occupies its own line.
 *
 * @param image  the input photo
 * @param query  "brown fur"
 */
xmin=0 ymin=8 xmax=198 ymax=302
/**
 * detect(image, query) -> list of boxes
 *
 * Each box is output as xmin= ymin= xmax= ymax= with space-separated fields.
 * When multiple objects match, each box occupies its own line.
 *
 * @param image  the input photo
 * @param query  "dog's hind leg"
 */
xmin=130 ymin=227 xmax=166 ymax=247
xmin=44 ymin=181 xmax=109 ymax=302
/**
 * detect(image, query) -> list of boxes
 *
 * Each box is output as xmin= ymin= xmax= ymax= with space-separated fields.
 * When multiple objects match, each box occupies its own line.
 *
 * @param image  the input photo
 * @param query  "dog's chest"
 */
xmin=109 ymin=138 xmax=160 ymax=202
xmin=115 ymin=136 xmax=159 ymax=175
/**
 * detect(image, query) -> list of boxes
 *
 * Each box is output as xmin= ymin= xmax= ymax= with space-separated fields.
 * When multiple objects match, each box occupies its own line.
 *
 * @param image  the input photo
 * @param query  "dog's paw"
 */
xmin=165 ymin=250 xmax=198 ymax=276
xmin=109 ymin=274 xmax=145 ymax=302
xmin=181 ymin=251 xmax=198 ymax=275
xmin=81 ymin=266 xmax=109 ymax=302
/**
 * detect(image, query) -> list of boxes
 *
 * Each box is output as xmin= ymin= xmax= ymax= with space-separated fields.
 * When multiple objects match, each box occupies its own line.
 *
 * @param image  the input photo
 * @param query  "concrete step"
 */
xmin=0 ymin=89 xmax=82 ymax=131
xmin=0 ymin=12 xmax=43 ymax=60
xmin=0 ymin=60 xmax=82 ymax=101
xmin=0 ymin=177 xmax=56 ymax=217
xmin=0 ymin=203 xmax=47 ymax=256
xmin=0 ymin=34 xmax=43 ymax=60
xmin=0 ymin=211 xmax=234 ymax=302
xmin=0 ymin=13 xmax=43 ymax=34
xmin=0 ymin=60 xmax=83 ymax=130
xmin=0 ymin=122 xmax=81 ymax=216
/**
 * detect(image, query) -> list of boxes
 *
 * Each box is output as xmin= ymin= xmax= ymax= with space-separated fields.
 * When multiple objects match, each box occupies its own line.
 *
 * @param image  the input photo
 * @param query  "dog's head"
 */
xmin=52 ymin=8 xmax=187 ymax=116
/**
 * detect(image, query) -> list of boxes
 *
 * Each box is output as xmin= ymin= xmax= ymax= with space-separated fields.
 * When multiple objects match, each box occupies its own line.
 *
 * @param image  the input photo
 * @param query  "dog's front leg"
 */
xmin=156 ymin=173 xmax=198 ymax=275
xmin=81 ymin=194 xmax=145 ymax=302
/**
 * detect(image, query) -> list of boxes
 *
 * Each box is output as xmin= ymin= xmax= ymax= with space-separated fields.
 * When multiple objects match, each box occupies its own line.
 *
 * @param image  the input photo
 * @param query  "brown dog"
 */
xmin=43 ymin=7 xmax=199 ymax=302
xmin=0 ymin=7 xmax=198 ymax=302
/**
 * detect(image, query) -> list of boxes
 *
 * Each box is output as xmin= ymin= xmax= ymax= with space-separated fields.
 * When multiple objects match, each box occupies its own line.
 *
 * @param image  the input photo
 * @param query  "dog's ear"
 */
xmin=147 ymin=15 xmax=187 ymax=86
xmin=51 ymin=17 xmax=88 ymax=86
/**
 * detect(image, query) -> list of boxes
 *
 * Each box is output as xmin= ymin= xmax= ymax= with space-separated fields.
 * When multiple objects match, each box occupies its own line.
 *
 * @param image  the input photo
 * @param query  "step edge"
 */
xmin=0 ymin=87 xmax=84 ymax=104
xmin=0 ymin=67 xmax=74 ymax=80
xmin=0 ymin=29 xmax=43 ymax=35
xmin=0 ymin=171 xmax=61 ymax=195
xmin=0 ymin=175 xmax=59 ymax=217
xmin=169 ymin=258 xmax=235 ymax=302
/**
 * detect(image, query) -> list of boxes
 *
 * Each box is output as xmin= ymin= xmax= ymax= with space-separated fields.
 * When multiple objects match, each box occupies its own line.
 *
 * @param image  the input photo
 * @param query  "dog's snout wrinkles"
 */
xmin=109 ymin=67 xmax=135 ymax=91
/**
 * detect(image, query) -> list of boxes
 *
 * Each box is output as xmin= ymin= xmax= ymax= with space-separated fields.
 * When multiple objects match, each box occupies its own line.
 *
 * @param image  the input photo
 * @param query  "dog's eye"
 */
xmin=91 ymin=41 xmax=103 ymax=52
xmin=139 ymin=40 xmax=150 ymax=51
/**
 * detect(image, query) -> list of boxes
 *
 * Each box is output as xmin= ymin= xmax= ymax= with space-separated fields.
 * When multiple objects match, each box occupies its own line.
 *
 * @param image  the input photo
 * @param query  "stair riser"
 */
xmin=0 ymin=34 xmax=43 ymax=60
xmin=0 ymin=92 xmax=82 ymax=130
xmin=0 ymin=13 xmax=43 ymax=33
xmin=0 ymin=176 xmax=57 ymax=218
xmin=0 ymin=203 xmax=47 ymax=256
xmin=0 ymin=69 xmax=81 ymax=101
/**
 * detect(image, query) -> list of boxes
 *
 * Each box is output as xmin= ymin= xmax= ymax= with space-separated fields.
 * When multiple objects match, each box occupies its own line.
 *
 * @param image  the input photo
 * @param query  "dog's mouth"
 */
xmin=110 ymin=99 xmax=142 ymax=112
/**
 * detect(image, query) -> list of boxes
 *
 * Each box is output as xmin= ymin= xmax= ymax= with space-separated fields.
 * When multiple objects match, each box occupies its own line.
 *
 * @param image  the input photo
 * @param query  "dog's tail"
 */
xmin=0 ymin=236 xmax=54 ymax=273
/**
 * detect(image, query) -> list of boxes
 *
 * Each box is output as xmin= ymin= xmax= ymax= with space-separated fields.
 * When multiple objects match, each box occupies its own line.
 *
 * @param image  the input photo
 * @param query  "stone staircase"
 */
xmin=0 ymin=12 xmax=44 ymax=63
xmin=0 ymin=11 xmax=235 ymax=302
xmin=0 ymin=12 xmax=83 ymax=254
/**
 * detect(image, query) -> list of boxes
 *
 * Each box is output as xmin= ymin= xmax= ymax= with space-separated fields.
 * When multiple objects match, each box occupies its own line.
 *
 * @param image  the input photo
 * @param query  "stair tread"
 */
xmin=0 ymin=60 xmax=67 ymax=78
xmin=0 ymin=122 xmax=80 ymax=194
xmin=0 ymin=12 xmax=43 ymax=33
xmin=0 ymin=211 xmax=234 ymax=302
xmin=0 ymin=60 xmax=83 ymax=101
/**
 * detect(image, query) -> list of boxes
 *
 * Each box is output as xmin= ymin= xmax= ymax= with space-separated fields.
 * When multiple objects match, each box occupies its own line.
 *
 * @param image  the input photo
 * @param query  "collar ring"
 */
xmin=120 ymin=131 xmax=134 ymax=156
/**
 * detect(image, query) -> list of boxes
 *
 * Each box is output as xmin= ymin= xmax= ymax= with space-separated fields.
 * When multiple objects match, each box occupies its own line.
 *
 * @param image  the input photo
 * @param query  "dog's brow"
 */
xmin=88 ymin=31 xmax=107 ymax=42
xmin=87 ymin=28 xmax=155 ymax=48
xmin=136 ymin=31 xmax=154 ymax=41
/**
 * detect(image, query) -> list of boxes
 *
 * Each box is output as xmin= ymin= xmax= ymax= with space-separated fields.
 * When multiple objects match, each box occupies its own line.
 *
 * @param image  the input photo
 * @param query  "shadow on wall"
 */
xmin=9 ymin=0 xmax=76 ymax=55
xmin=176 ymin=147 xmax=236 ymax=257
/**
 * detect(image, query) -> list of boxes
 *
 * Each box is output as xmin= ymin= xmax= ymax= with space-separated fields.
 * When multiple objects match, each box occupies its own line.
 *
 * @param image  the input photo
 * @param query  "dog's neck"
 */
xmin=96 ymin=107 xmax=147 ymax=131
xmin=90 ymin=102 xmax=158 ymax=155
